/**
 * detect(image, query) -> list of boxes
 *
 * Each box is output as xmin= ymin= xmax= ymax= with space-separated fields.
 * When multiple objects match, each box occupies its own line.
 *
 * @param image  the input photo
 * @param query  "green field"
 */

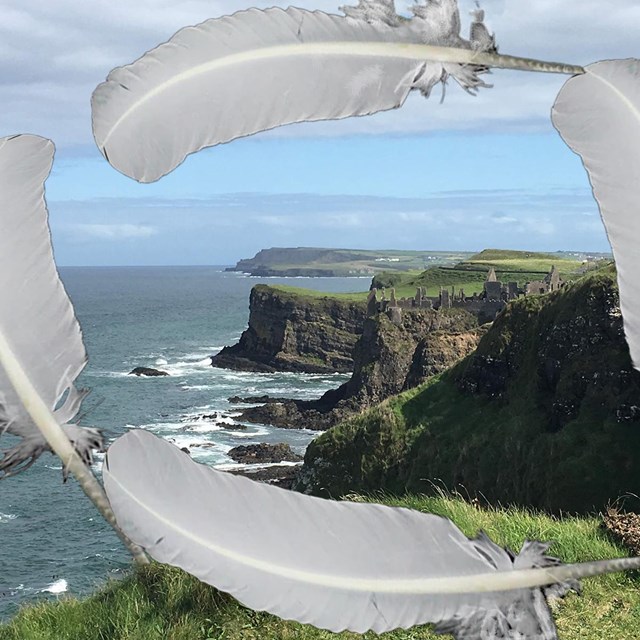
xmin=268 ymin=249 xmax=611 ymax=302
xmin=370 ymin=248 xmax=608 ymax=299
xmin=267 ymin=284 xmax=369 ymax=303
xmin=1 ymin=493 xmax=637 ymax=639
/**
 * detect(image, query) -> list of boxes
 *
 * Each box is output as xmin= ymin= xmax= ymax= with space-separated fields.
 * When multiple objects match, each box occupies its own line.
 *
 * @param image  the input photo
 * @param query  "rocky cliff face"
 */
xmin=295 ymin=268 xmax=640 ymax=514
xmin=211 ymin=285 xmax=366 ymax=374
xmin=238 ymin=306 xmax=484 ymax=430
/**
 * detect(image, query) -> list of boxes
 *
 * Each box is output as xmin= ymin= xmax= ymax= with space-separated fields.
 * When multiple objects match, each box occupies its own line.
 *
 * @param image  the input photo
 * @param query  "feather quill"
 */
xmin=0 ymin=134 xmax=147 ymax=562
xmin=91 ymin=2 xmax=583 ymax=183
xmin=552 ymin=59 xmax=640 ymax=370
xmin=104 ymin=430 xmax=640 ymax=637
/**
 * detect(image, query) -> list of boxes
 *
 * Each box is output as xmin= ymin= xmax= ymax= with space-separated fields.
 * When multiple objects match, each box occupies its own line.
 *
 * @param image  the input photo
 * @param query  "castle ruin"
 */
xmin=369 ymin=265 xmax=565 ymax=325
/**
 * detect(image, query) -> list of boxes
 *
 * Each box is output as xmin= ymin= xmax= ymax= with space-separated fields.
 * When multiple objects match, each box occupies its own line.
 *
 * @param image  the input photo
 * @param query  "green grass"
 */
xmin=266 ymin=250 xmax=610 ymax=305
xmin=300 ymin=268 xmax=640 ymax=514
xmin=369 ymin=249 xmax=605 ymax=301
xmin=1 ymin=493 xmax=638 ymax=639
xmin=268 ymin=285 xmax=369 ymax=302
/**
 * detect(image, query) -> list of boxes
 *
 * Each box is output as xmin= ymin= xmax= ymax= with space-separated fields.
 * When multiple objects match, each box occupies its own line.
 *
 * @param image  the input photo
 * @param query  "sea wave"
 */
xmin=0 ymin=512 xmax=17 ymax=523
xmin=41 ymin=579 xmax=68 ymax=595
xmin=225 ymin=426 xmax=269 ymax=439
xmin=213 ymin=460 xmax=303 ymax=471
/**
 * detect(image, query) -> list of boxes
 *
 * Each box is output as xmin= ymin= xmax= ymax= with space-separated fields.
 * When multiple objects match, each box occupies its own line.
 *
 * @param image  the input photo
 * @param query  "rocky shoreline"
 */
xmin=226 ymin=463 xmax=301 ymax=489
xmin=228 ymin=311 xmax=486 ymax=431
xmin=208 ymin=283 xmax=490 ymax=486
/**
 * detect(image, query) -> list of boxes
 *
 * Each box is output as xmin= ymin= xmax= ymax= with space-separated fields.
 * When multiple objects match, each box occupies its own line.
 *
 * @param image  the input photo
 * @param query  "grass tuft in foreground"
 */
xmin=1 ymin=493 xmax=638 ymax=639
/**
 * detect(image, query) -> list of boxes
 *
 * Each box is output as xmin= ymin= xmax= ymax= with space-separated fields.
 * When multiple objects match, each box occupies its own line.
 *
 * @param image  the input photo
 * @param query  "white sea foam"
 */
xmin=9 ymin=584 xmax=35 ymax=596
xmin=167 ymin=435 xmax=232 ymax=453
xmin=214 ymin=461 xmax=303 ymax=471
xmin=91 ymin=371 xmax=130 ymax=379
xmin=181 ymin=422 xmax=224 ymax=434
xmin=226 ymin=426 xmax=269 ymax=439
xmin=155 ymin=357 xmax=168 ymax=366
xmin=179 ymin=384 xmax=216 ymax=391
xmin=142 ymin=421 xmax=187 ymax=432
xmin=42 ymin=579 xmax=68 ymax=595
xmin=0 ymin=512 xmax=17 ymax=523
xmin=161 ymin=357 xmax=212 ymax=377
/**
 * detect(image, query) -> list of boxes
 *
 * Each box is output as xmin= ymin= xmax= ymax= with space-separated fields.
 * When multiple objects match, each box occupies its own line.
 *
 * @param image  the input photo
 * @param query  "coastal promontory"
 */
xmin=211 ymin=285 xmax=366 ymax=374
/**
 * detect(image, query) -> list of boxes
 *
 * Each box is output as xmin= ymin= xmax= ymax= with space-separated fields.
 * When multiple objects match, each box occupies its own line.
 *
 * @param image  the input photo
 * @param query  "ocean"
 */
xmin=0 ymin=266 xmax=368 ymax=620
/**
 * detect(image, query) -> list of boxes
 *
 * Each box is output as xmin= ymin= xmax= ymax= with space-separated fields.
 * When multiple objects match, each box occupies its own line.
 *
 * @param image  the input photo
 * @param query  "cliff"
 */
xmin=238 ymin=306 xmax=483 ymax=429
xmin=295 ymin=268 xmax=640 ymax=514
xmin=211 ymin=285 xmax=366 ymax=374
xmin=225 ymin=247 xmax=452 ymax=277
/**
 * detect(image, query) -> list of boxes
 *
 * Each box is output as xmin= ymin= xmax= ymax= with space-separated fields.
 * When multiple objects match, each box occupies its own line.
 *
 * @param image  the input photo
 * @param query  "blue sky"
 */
xmin=4 ymin=0 xmax=639 ymax=265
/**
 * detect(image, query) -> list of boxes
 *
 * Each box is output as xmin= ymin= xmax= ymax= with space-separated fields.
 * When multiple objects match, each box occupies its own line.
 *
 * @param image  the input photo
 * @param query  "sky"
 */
xmin=2 ymin=0 xmax=639 ymax=266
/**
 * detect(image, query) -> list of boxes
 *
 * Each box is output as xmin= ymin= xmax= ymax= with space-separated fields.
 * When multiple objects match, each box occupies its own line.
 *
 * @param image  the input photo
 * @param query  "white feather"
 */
xmin=552 ymin=59 xmax=640 ymax=370
xmin=91 ymin=4 xmax=583 ymax=183
xmin=0 ymin=135 xmax=93 ymax=475
xmin=0 ymin=134 xmax=147 ymax=562
xmin=104 ymin=430 xmax=640 ymax=636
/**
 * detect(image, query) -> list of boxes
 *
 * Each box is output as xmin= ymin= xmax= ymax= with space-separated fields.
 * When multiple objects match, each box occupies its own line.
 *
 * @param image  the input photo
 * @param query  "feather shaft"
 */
xmin=0 ymin=331 xmax=148 ymax=563
xmin=100 ymin=459 xmax=640 ymax=592
xmin=552 ymin=59 xmax=640 ymax=370
xmin=104 ymin=430 xmax=639 ymax=634
xmin=99 ymin=42 xmax=582 ymax=150
xmin=0 ymin=134 xmax=147 ymax=563
xmin=92 ymin=5 xmax=583 ymax=183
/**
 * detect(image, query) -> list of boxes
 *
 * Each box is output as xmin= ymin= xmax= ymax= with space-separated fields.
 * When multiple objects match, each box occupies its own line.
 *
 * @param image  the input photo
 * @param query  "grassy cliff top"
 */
xmin=1 ymin=493 xmax=637 ymax=639
xmin=265 ymin=249 xmax=611 ymax=302
xmin=371 ymin=249 xmax=612 ymax=299
xmin=252 ymin=284 xmax=369 ymax=304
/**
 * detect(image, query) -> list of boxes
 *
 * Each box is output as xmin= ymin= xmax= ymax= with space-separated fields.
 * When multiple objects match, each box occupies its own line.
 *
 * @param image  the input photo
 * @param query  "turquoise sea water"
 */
xmin=0 ymin=267 xmax=367 ymax=619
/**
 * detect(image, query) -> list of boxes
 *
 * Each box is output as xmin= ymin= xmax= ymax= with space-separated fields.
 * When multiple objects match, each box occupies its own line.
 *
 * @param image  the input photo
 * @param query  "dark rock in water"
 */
xmin=129 ymin=366 xmax=169 ymax=377
xmin=193 ymin=414 xmax=247 ymax=430
xmin=227 ymin=443 xmax=302 ymax=464
xmin=226 ymin=464 xmax=300 ymax=489
xmin=216 ymin=422 xmax=247 ymax=431
xmin=180 ymin=447 xmax=191 ymax=455
xmin=228 ymin=395 xmax=293 ymax=405
xmin=238 ymin=401 xmax=340 ymax=431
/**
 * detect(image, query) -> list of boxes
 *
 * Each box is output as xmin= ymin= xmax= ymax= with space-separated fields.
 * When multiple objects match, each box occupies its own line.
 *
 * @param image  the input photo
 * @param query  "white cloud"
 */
xmin=1 ymin=0 xmax=638 ymax=145
xmin=69 ymin=223 xmax=158 ymax=239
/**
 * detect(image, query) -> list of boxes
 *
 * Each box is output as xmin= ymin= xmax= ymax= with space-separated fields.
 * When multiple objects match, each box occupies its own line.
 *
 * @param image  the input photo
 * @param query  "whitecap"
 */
xmin=0 ymin=512 xmax=17 ymax=523
xmin=167 ymin=435 xmax=232 ymax=454
xmin=42 ymin=579 xmax=68 ymax=595
xmin=160 ymin=358 xmax=212 ymax=377
xmin=214 ymin=461 xmax=303 ymax=471
xmin=226 ymin=426 xmax=269 ymax=439
xmin=90 ymin=371 xmax=130 ymax=378
xmin=179 ymin=384 xmax=215 ymax=391
xmin=181 ymin=422 xmax=224 ymax=434
xmin=155 ymin=357 xmax=168 ymax=366
xmin=137 ymin=423 xmax=183 ymax=435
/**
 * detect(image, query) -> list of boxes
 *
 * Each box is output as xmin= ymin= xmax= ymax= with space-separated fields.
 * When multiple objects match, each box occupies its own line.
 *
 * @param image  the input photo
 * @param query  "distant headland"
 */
xmin=226 ymin=246 xmax=611 ymax=278
xmin=225 ymin=247 xmax=471 ymax=277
